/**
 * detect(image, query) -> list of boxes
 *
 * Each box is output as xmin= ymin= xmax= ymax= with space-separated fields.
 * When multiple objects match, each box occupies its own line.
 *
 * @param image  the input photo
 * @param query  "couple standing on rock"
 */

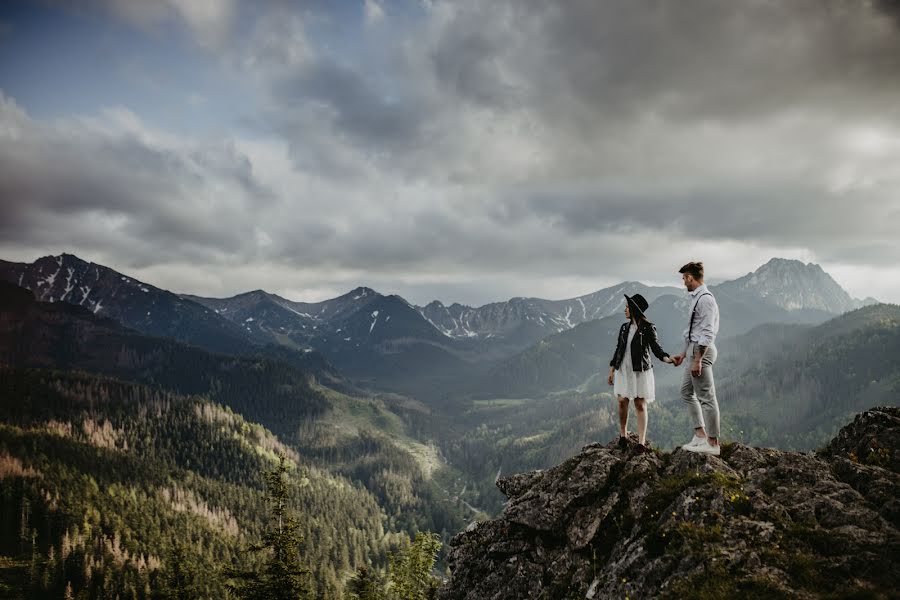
xmin=606 ymin=261 xmax=722 ymax=455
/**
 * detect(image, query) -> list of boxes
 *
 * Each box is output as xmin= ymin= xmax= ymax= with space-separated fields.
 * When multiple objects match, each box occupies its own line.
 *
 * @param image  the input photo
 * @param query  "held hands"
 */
xmin=671 ymin=353 xmax=686 ymax=367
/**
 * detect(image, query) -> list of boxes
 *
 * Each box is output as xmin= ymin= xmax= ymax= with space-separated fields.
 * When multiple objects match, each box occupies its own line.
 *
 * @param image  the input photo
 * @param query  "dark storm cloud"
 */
xmin=272 ymin=57 xmax=425 ymax=148
xmin=384 ymin=0 xmax=900 ymax=264
xmin=3 ymin=0 xmax=900 ymax=303
xmin=497 ymin=174 xmax=895 ymax=250
xmin=875 ymin=0 xmax=900 ymax=27
xmin=429 ymin=6 xmax=523 ymax=110
xmin=504 ymin=0 xmax=900 ymax=126
xmin=0 ymin=96 xmax=271 ymax=266
xmin=253 ymin=0 xmax=900 ymax=180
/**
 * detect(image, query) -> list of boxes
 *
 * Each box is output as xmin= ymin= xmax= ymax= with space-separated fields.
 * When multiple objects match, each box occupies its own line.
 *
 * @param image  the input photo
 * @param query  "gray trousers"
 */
xmin=680 ymin=342 xmax=720 ymax=438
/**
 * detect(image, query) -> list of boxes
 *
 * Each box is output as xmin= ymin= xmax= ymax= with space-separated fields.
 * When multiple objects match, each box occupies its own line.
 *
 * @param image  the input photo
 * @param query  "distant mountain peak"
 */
xmin=757 ymin=257 xmax=825 ymax=272
xmin=221 ymin=289 xmax=270 ymax=301
xmin=715 ymin=257 xmax=858 ymax=314
xmin=762 ymin=256 xmax=808 ymax=266
xmin=43 ymin=252 xmax=82 ymax=262
xmin=346 ymin=286 xmax=379 ymax=299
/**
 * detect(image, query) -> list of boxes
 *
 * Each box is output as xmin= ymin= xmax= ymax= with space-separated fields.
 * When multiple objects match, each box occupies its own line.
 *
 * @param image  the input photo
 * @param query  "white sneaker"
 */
xmin=681 ymin=435 xmax=706 ymax=450
xmin=684 ymin=440 xmax=721 ymax=456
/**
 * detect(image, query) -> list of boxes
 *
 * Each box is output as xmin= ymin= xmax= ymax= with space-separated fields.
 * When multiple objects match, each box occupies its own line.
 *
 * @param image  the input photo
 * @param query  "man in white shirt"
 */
xmin=670 ymin=261 xmax=722 ymax=456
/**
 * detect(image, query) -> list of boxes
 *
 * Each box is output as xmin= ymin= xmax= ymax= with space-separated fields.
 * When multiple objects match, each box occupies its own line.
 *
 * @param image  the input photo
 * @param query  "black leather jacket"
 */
xmin=609 ymin=320 xmax=670 ymax=372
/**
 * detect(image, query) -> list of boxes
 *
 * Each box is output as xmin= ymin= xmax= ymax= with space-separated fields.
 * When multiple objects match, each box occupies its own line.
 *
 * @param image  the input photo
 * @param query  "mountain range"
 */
xmin=471 ymin=258 xmax=880 ymax=398
xmin=415 ymin=282 xmax=680 ymax=348
xmin=0 ymin=253 xmax=879 ymax=397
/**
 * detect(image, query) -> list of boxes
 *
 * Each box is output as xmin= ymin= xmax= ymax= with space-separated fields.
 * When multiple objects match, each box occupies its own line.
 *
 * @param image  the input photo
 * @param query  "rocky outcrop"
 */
xmin=439 ymin=407 xmax=900 ymax=599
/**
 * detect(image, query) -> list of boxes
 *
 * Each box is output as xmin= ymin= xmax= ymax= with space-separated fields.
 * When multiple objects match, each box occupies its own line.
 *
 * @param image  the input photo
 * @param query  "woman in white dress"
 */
xmin=606 ymin=294 xmax=675 ymax=448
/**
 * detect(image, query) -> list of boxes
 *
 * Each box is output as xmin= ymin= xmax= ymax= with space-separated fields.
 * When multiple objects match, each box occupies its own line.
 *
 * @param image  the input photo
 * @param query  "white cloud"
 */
xmin=87 ymin=0 xmax=237 ymax=49
xmin=0 ymin=90 xmax=270 ymax=267
xmin=168 ymin=0 xmax=236 ymax=48
xmin=364 ymin=0 xmax=385 ymax=26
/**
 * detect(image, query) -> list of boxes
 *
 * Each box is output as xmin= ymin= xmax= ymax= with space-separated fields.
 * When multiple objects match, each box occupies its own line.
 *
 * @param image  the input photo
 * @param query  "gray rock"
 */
xmin=438 ymin=407 xmax=900 ymax=600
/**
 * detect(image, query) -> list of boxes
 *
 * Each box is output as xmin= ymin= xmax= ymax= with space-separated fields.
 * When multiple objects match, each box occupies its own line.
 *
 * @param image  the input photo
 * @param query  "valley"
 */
xmin=1 ymin=253 xmax=897 ymax=597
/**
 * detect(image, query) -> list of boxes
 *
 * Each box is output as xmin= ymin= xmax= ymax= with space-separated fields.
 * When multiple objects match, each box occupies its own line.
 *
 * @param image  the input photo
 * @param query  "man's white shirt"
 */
xmin=683 ymin=284 xmax=719 ymax=350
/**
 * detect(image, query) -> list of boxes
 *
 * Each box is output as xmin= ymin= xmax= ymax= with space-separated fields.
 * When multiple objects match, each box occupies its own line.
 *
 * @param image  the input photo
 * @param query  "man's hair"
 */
xmin=679 ymin=261 xmax=704 ymax=281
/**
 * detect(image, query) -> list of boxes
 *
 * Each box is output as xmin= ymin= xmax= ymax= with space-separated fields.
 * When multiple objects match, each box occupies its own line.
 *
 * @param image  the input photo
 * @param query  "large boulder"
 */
xmin=439 ymin=407 xmax=900 ymax=599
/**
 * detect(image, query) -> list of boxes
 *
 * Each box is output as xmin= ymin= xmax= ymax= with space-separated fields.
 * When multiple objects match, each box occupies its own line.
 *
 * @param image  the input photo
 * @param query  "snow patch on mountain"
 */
xmin=61 ymin=267 xmax=75 ymax=301
xmin=37 ymin=267 xmax=59 ymax=290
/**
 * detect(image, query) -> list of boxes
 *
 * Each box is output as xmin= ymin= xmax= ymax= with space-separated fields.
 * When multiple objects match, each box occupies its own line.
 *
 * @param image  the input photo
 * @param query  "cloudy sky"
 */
xmin=2 ymin=0 xmax=900 ymax=306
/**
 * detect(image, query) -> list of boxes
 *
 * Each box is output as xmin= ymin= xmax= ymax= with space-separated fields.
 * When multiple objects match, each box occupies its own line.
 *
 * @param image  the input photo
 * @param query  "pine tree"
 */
xmin=345 ymin=566 xmax=386 ymax=600
xmin=387 ymin=532 xmax=441 ymax=600
xmin=225 ymin=453 xmax=312 ymax=600
xmin=162 ymin=540 xmax=198 ymax=599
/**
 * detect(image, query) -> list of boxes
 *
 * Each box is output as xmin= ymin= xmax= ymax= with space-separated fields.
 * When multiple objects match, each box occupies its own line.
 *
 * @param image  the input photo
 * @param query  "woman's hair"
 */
xmin=679 ymin=261 xmax=704 ymax=281
xmin=627 ymin=301 xmax=652 ymax=326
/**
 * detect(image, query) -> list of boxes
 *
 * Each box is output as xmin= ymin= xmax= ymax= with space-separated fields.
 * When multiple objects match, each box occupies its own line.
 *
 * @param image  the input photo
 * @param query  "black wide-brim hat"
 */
xmin=624 ymin=293 xmax=649 ymax=318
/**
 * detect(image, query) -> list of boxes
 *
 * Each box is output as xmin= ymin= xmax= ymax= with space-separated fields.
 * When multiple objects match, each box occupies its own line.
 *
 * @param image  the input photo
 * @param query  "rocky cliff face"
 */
xmin=439 ymin=407 xmax=900 ymax=599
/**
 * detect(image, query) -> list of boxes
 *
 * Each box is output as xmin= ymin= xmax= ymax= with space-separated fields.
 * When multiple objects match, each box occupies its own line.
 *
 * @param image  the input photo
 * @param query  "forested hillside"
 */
xmin=715 ymin=303 xmax=900 ymax=447
xmin=0 ymin=285 xmax=468 ymax=597
xmin=0 ymin=369 xmax=402 ymax=598
xmin=0 ymin=282 xmax=466 ymax=530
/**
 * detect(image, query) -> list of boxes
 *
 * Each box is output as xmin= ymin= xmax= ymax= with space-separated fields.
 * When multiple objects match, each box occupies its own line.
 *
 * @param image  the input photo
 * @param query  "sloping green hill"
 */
xmin=714 ymin=303 xmax=900 ymax=445
xmin=0 ymin=368 xmax=400 ymax=599
xmin=0 ymin=282 xmax=466 ymax=531
xmin=0 ymin=284 xmax=468 ymax=597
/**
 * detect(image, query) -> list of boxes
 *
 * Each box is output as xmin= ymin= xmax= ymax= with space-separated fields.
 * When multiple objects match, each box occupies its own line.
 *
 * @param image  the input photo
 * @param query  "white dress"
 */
xmin=613 ymin=323 xmax=656 ymax=401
